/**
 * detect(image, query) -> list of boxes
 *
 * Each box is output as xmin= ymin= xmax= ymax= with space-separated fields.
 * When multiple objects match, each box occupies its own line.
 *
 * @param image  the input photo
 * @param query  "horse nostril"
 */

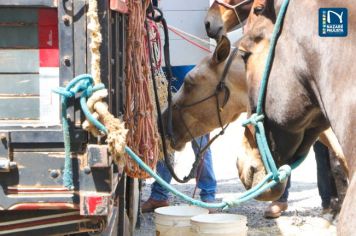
xmin=205 ymin=21 xmax=211 ymax=31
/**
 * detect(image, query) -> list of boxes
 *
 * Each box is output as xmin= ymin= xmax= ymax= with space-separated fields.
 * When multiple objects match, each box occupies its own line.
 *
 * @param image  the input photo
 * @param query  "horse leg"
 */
xmin=328 ymin=150 xmax=348 ymax=214
xmin=338 ymin=174 xmax=356 ymax=235
xmin=318 ymin=128 xmax=349 ymax=177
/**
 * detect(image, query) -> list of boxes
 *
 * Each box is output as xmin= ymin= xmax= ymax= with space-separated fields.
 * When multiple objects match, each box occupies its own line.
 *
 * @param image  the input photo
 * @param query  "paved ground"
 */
xmin=134 ymin=115 xmax=337 ymax=235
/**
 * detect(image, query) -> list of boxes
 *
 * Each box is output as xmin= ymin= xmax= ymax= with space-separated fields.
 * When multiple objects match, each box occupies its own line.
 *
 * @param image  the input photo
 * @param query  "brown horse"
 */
xmin=165 ymin=36 xmax=287 ymax=200
xmin=164 ymin=35 xmax=347 ymax=202
xmin=238 ymin=0 xmax=355 ymax=234
xmin=206 ymin=0 xmax=347 ymax=172
xmin=207 ymin=0 xmax=349 ymax=203
xmin=205 ymin=0 xmax=253 ymax=39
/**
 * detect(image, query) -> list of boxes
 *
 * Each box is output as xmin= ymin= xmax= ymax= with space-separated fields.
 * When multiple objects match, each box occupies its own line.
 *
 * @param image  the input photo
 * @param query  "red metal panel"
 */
xmin=80 ymin=193 xmax=110 ymax=216
xmin=38 ymin=8 xmax=59 ymax=67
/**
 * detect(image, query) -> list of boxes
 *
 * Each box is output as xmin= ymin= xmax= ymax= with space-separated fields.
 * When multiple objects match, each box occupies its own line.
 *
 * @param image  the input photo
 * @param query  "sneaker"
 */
xmin=264 ymin=201 xmax=288 ymax=218
xmin=141 ymin=198 xmax=169 ymax=213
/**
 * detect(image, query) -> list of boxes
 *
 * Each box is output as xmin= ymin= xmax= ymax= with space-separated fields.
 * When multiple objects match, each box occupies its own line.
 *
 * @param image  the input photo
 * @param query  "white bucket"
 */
xmin=190 ymin=213 xmax=248 ymax=236
xmin=154 ymin=205 xmax=209 ymax=236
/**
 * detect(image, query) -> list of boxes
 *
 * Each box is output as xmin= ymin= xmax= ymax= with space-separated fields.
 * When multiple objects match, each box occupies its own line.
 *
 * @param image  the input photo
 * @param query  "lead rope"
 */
xmin=243 ymin=0 xmax=306 ymax=181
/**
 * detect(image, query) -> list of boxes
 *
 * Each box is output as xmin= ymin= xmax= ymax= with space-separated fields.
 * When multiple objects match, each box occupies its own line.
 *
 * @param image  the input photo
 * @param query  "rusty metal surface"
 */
xmin=87 ymin=144 xmax=111 ymax=168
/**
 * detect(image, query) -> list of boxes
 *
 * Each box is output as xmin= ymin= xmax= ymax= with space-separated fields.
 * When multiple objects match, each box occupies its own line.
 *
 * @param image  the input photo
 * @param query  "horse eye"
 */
xmin=184 ymin=81 xmax=194 ymax=91
xmin=238 ymin=50 xmax=251 ymax=64
xmin=254 ymin=6 xmax=264 ymax=15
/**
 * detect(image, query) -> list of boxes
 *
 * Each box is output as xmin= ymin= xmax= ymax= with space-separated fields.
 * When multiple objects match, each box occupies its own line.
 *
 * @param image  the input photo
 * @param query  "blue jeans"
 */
xmin=150 ymin=134 xmax=217 ymax=202
xmin=314 ymin=141 xmax=337 ymax=208
xmin=278 ymin=141 xmax=337 ymax=207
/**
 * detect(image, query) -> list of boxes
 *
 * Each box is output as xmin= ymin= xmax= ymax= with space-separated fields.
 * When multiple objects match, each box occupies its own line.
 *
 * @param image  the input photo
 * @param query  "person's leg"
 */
xmin=142 ymin=157 xmax=173 ymax=213
xmin=314 ymin=141 xmax=338 ymax=209
xmin=192 ymin=134 xmax=217 ymax=202
xmin=149 ymin=159 xmax=173 ymax=201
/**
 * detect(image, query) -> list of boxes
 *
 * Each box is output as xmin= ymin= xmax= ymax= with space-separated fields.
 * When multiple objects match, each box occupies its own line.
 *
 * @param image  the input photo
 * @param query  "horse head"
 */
xmin=205 ymin=0 xmax=253 ymax=40
xmin=163 ymin=36 xmax=247 ymax=150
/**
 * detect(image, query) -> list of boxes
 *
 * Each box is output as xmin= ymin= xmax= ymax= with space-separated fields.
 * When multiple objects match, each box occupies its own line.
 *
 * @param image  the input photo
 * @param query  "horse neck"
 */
xmin=275 ymin=0 xmax=356 ymax=169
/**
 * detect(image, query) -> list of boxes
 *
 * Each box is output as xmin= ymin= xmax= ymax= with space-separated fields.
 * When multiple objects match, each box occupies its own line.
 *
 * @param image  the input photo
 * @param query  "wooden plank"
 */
xmin=0 ymin=0 xmax=57 ymax=7
xmin=0 ymin=8 xmax=38 ymax=23
xmin=0 ymin=25 xmax=38 ymax=48
xmin=0 ymin=97 xmax=39 ymax=120
xmin=0 ymin=49 xmax=39 ymax=73
xmin=0 ymin=74 xmax=39 ymax=95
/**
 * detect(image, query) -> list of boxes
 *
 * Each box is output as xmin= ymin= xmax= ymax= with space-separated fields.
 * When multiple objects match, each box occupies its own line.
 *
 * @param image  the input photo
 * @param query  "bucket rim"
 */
xmin=191 ymin=213 xmax=247 ymax=224
xmin=154 ymin=205 xmax=209 ymax=217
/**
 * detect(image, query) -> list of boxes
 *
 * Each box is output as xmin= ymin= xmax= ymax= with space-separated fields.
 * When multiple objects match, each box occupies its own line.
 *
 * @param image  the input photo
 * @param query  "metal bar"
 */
xmin=10 ymin=130 xmax=87 ymax=143
xmin=118 ymin=173 xmax=126 ymax=236
xmin=58 ymin=0 xmax=75 ymax=125
xmin=73 ymin=0 xmax=87 ymax=127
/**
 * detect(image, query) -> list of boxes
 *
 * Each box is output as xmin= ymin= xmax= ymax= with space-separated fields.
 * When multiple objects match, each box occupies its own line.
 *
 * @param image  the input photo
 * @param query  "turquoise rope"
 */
xmin=125 ymin=146 xmax=291 ymax=209
xmin=243 ymin=0 xmax=307 ymax=180
xmin=53 ymin=74 xmax=107 ymax=189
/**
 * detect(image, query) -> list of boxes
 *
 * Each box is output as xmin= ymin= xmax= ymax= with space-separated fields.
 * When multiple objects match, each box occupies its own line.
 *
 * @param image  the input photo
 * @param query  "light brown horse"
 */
xmin=238 ymin=0 xmax=355 ymax=234
xmin=165 ymin=36 xmax=287 ymax=200
xmin=205 ymin=0 xmax=253 ymax=39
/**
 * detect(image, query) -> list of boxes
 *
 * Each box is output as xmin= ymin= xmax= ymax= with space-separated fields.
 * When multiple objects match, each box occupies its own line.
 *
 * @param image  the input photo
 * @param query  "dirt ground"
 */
xmin=134 ymin=115 xmax=337 ymax=236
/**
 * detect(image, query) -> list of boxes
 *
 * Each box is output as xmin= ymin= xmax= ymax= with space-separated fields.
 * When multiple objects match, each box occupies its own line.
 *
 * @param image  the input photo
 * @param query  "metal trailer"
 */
xmin=0 ymin=0 xmax=139 ymax=235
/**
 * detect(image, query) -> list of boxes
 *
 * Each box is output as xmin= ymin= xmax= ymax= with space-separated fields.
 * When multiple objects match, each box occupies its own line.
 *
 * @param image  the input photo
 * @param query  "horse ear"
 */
xmin=212 ymin=35 xmax=231 ymax=64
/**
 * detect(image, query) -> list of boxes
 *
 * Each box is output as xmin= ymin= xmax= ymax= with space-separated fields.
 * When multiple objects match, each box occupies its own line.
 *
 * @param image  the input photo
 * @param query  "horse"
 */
xmin=164 ymin=36 xmax=288 ymax=200
xmin=206 ymin=0 xmax=349 ymax=207
xmin=204 ymin=0 xmax=253 ymax=39
xmin=162 ymin=34 xmax=345 ymax=202
xmin=237 ymin=0 xmax=355 ymax=234
xmin=206 ymin=0 xmax=347 ymax=170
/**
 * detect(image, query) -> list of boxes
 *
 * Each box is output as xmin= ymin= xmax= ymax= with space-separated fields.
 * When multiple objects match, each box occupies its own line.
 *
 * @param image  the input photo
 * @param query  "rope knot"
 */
xmin=52 ymin=87 xmax=75 ymax=98
xmin=242 ymin=113 xmax=264 ymax=127
xmin=85 ymin=84 xmax=94 ymax=97
xmin=277 ymin=165 xmax=292 ymax=182
xmin=221 ymin=196 xmax=236 ymax=210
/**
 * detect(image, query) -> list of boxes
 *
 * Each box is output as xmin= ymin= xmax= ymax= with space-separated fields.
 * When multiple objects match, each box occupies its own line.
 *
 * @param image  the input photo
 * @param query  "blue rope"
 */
xmin=125 ymin=146 xmax=291 ymax=209
xmin=243 ymin=0 xmax=306 ymax=180
xmin=53 ymin=74 xmax=107 ymax=189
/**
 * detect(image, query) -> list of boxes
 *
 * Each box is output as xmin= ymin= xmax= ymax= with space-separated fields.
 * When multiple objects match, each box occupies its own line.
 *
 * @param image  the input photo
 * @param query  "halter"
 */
xmin=173 ymin=48 xmax=239 ymax=159
xmin=214 ymin=0 xmax=253 ymax=26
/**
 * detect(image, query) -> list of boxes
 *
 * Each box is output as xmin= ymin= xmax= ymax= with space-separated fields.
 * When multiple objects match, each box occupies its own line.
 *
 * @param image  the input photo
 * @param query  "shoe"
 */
xmin=202 ymin=199 xmax=218 ymax=214
xmin=322 ymin=207 xmax=333 ymax=215
xmin=264 ymin=201 xmax=288 ymax=218
xmin=141 ymin=198 xmax=169 ymax=213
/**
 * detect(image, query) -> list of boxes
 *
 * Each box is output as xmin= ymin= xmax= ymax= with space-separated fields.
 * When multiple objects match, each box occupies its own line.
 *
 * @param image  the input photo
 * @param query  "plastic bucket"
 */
xmin=154 ymin=205 xmax=209 ymax=236
xmin=190 ymin=213 xmax=248 ymax=236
